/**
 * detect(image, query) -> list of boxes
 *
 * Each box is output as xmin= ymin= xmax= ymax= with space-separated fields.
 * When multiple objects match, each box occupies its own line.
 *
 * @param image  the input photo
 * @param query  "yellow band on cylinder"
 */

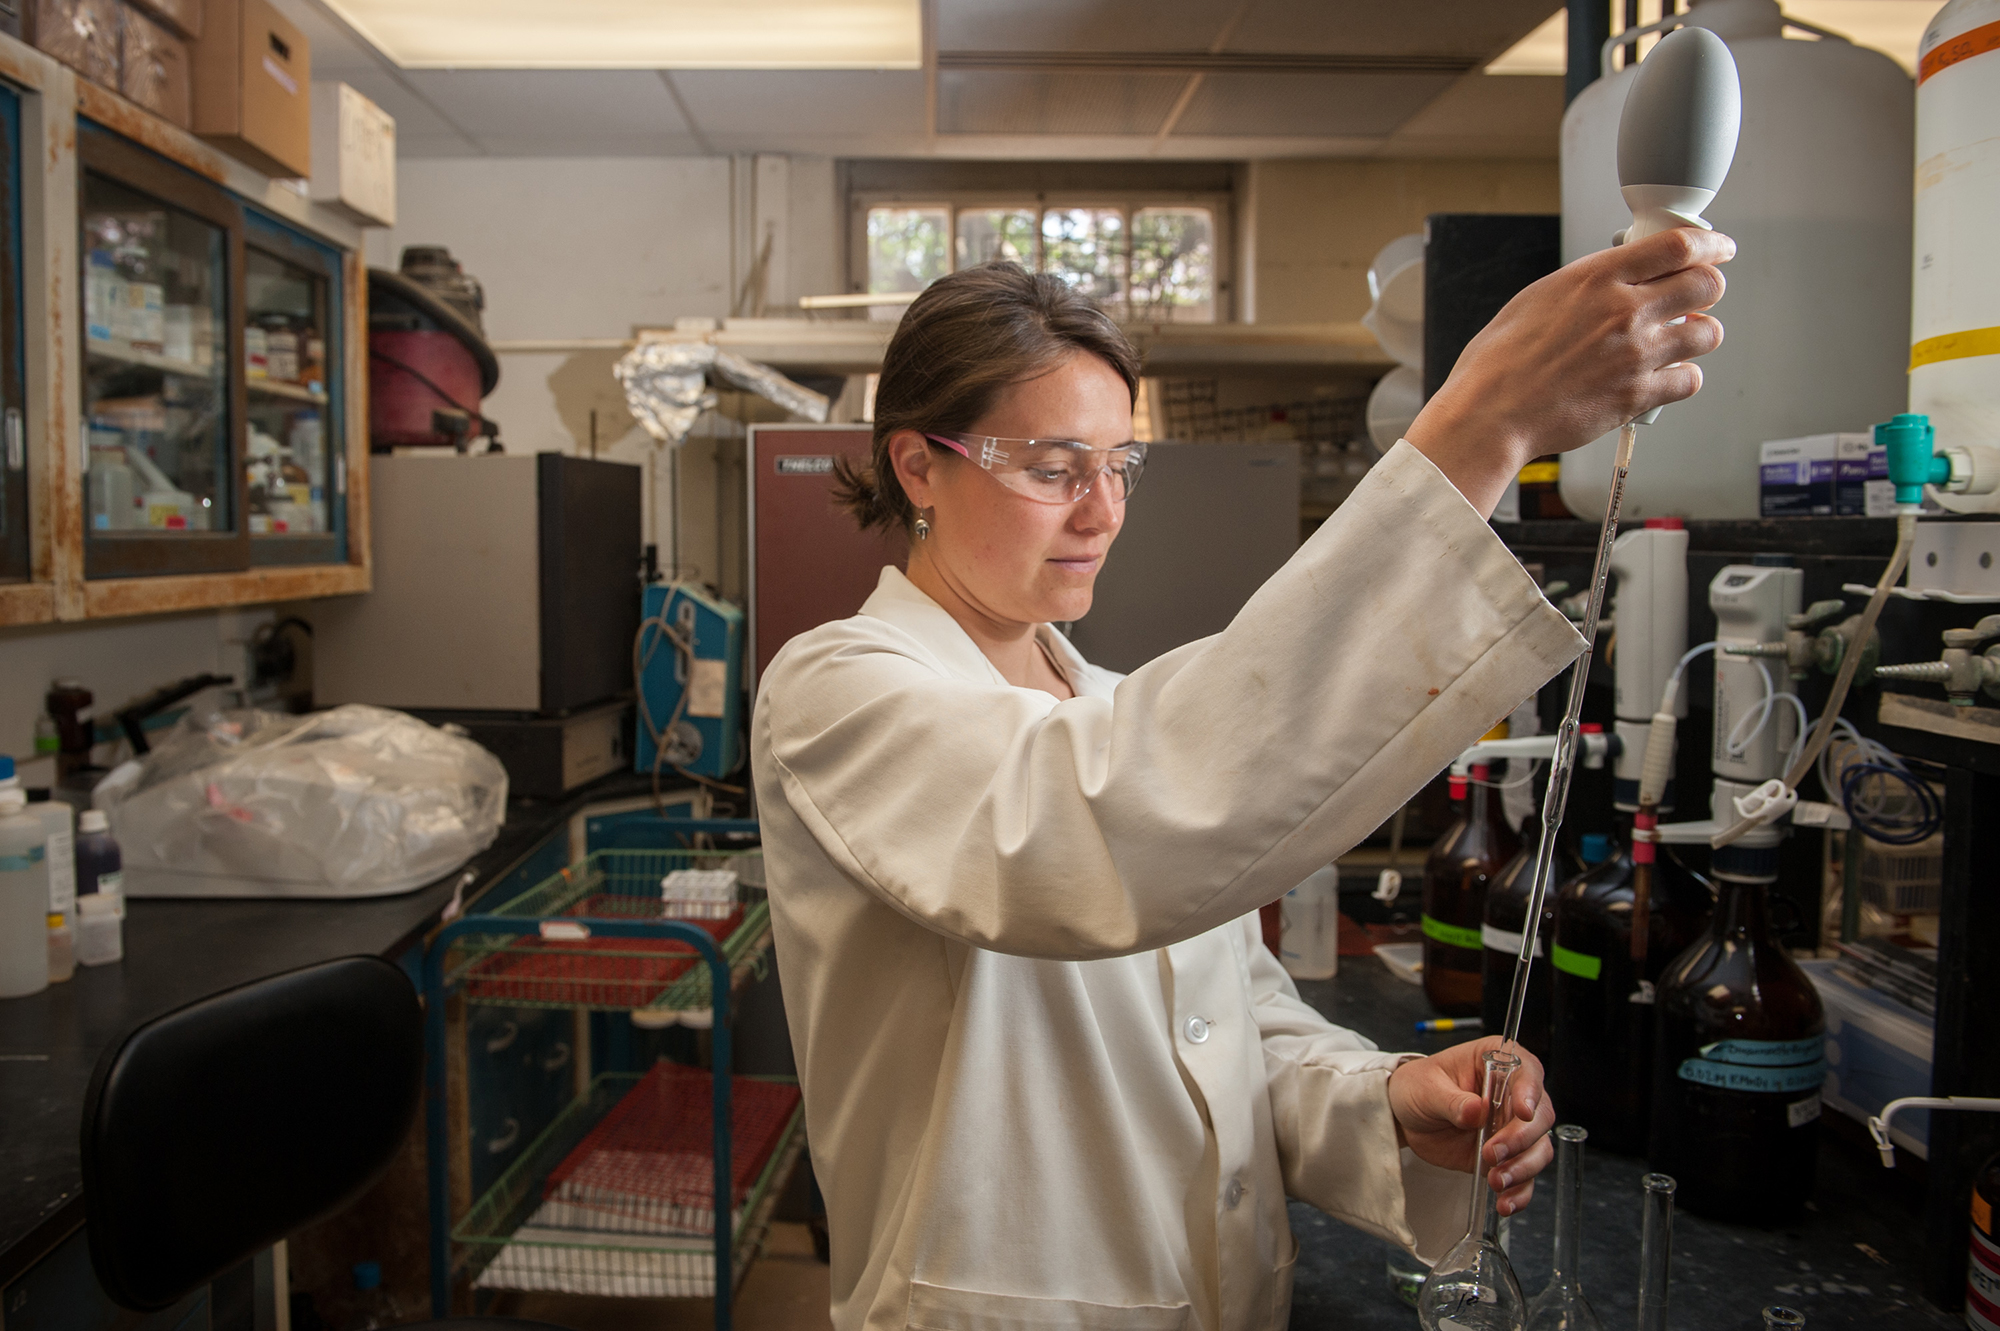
xmin=1910 ymin=325 xmax=2000 ymax=370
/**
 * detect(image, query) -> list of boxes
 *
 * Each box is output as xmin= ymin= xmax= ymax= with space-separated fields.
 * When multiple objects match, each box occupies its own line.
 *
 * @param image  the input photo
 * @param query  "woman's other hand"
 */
xmin=1404 ymin=227 xmax=1735 ymax=516
xmin=1387 ymin=1036 xmax=1556 ymax=1216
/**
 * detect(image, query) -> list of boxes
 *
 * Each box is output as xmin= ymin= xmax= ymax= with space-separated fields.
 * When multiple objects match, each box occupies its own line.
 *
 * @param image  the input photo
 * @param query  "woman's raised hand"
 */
xmin=1403 ymin=227 xmax=1736 ymax=516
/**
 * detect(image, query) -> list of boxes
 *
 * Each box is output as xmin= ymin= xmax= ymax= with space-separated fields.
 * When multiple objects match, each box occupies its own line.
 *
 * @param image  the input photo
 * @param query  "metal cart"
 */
xmin=423 ymin=818 xmax=800 ymax=1329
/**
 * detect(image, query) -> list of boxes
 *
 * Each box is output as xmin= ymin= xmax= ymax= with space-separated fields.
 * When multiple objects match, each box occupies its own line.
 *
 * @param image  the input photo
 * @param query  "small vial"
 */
xmin=77 ymin=892 xmax=122 ymax=966
xmin=47 ymin=913 xmax=74 ymax=983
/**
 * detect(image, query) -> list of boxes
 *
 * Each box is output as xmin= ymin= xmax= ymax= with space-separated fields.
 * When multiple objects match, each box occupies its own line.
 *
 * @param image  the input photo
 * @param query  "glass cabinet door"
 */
xmin=245 ymin=210 xmax=343 ymax=565
xmin=0 ymin=85 xmax=26 ymax=584
xmin=79 ymin=124 xmax=246 ymax=577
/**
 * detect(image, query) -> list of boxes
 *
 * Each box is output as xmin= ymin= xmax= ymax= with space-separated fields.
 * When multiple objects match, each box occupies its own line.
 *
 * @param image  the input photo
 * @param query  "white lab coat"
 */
xmin=751 ymin=441 xmax=1584 ymax=1331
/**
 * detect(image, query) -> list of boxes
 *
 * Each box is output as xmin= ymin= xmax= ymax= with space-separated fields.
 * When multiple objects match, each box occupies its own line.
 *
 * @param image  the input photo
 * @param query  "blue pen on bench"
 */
xmin=1415 ymin=1017 xmax=1484 ymax=1034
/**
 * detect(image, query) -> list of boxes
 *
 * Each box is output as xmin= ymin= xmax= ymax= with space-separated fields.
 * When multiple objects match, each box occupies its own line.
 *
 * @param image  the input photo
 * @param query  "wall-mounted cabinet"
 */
xmin=0 ymin=38 xmax=369 ymax=626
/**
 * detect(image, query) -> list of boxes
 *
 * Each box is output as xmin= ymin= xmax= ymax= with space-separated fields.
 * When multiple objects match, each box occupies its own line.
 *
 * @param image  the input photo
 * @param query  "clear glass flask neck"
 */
xmin=1525 ymin=1125 xmax=1602 ymax=1331
xmin=1636 ymin=1173 xmax=1677 ymax=1331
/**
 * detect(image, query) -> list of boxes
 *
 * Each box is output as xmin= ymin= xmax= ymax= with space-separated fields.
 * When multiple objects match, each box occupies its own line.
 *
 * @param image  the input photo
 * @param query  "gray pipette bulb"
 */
xmin=1616 ymin=25 xmax=1741 ymax=423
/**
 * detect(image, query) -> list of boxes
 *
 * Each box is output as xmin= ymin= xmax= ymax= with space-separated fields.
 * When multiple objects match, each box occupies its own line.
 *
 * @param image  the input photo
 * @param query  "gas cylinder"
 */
xmin=1912 ymin=0 xmax=2000 ymax=513
xmin=1558 ymin=0 xmax=1913 ymax=520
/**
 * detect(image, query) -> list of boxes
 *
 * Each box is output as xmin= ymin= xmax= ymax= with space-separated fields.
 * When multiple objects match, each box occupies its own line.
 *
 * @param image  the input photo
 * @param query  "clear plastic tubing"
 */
xmin=1637 ymin=1172 xmax=1677 ymax=1331
xmin=1501 ymin=421 xmax=1639 ymax=1046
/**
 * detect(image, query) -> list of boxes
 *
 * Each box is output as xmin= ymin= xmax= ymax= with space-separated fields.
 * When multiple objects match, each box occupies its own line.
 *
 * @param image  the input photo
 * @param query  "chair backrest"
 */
xmin=81 ymin=955 xmax=424 ymax=1310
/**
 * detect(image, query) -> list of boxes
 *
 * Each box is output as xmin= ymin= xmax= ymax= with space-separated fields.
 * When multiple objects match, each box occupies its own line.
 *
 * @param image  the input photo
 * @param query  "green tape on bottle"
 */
xmin=1421 ymin=915 xmax=1482 ymax=951
xmin=1551 ymin=943 xmax=1602 ymax=981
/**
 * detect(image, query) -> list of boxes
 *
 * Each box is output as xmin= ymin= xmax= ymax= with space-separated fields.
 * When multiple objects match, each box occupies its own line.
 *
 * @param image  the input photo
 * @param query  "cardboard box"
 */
xmin=190 ymin=0 xmax=307 ymax=179
xmin=1834 ymin=433 xmax=1898 ymax=517
xmin=127 ymin=0 xmax=194 ymax=38
xmin=26 ymin=0 xmax=121 ymax=87
xmin=119 ymin=2 xmax=191 ymax=129
xmin=1759 ymin=434 xmax=1838 ymax=517
xmin=309 ymin=81 xmax=394 ymax=226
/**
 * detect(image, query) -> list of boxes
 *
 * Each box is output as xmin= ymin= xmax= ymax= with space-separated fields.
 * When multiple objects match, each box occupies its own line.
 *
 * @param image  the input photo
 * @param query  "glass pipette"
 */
xmin=1498 ymin=421 xmax=1637 ymax=1047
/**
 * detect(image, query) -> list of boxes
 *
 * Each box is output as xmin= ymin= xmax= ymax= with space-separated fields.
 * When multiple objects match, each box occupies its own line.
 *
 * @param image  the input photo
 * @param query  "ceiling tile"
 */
xmin=1226 ymin=0 xmax=1559 ymax=60
xmin=668 ymin=69 xmax=926 ymax=137
xmin=936 ymin=0 xmax=1227 ymax=53
xmin=402 ymin=70 xmax=692 ymax=150
xmin=938 ymin=69 xmax=1186 ymax=135
xmin=1172 ymin=71 xmax=1458 ymax=138
xmin=1382 ymin=70 xmax=1562 ymax=156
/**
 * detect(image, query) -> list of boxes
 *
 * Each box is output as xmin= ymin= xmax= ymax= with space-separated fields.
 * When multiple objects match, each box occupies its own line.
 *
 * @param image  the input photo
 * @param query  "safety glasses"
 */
xmin=924 ymin=431 xmax=1147 ymax=505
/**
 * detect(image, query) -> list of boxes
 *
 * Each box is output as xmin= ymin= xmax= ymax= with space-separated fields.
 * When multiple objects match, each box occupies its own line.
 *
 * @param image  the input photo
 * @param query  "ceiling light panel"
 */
xmin=322 ymin=0 xmax=922 ymax=69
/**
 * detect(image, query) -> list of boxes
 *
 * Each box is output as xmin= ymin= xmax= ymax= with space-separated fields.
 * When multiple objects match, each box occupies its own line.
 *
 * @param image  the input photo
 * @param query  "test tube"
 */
xmin=1636 ymin=1173 xmax=1676 ymax=1331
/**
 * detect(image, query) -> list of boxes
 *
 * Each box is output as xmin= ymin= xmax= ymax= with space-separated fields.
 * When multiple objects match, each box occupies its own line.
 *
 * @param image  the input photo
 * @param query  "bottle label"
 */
xmin=1481 ymin=923 xmax=1543 ymax=958
xmin=1977 ymin=1188 xmax=1993 ymax=1238
xmin=1970 ymin=1221 xmax=2000 ymax=1331
xmin=0 ymin=846 xmax=46 ymax=872
xmin=1551 ymin=943 xmax=1602 ymax=981
xmin=1422 ymin=915 xmax=1482 ymax=951
xmin=1677 ymin=1036 xmax=1827 ymax=1095
xmin=46 ymin=829 xmax=75 ymax=913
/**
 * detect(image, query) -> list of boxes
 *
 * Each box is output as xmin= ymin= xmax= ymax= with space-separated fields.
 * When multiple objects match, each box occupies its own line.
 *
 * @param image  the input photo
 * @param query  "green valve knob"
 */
xmin=1876 ymin=412 xmax=1948 ymax=506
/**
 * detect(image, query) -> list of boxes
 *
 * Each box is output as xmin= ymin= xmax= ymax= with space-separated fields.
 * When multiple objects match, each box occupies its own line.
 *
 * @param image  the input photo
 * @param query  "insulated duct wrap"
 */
xmin=614 ymin=341 xmax=829 ymax=448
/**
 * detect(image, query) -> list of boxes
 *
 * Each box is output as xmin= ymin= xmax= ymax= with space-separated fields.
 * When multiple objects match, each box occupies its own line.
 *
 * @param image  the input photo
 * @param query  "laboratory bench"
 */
xmin=1284 ymin=952 xmax=1960 ymax=1331
xmin=0 ymin=768 xmax=678 ymax=1304
xmin=0 ymin=778 xmax=1968 ymax=1330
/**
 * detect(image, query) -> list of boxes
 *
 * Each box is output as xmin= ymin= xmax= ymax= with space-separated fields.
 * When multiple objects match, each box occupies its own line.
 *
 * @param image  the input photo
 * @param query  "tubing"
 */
xmin=1713 ymin=512 xmax=1918 ymax=847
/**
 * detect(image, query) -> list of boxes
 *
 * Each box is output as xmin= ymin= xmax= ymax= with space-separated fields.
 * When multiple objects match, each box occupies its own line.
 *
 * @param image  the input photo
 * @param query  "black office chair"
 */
xmin=81 ymin=955 xmax=564 ymax=1329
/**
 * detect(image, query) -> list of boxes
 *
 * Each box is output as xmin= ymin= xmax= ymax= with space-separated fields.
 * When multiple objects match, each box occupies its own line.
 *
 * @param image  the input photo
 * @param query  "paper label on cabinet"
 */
xmin=687 ymin=659 xmax=729 ymax=718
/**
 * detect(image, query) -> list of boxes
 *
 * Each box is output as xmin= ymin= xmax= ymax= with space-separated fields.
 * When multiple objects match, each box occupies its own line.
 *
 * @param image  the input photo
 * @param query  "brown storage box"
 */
xmin=25 ymin=0 xmax=121 ymax=87
xmin=127 ymin=0 xmax=195 ymax=38
xmin=120 ymin=3 xmax=191 ymax=128
xmin=190 ymin=0 xmax=307 ymax=178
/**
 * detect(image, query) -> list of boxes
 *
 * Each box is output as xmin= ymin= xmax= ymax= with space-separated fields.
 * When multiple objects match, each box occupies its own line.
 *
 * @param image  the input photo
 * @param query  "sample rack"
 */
xmin=423 ymin=818 xmax=798 ymax=1330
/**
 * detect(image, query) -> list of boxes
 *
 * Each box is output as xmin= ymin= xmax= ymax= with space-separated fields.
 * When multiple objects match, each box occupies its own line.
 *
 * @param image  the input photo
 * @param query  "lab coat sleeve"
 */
xmin=1242 ymin=914 xmax=1471 ymax=1263
xmin=756 ymin=439 xmax=1584 ymax=961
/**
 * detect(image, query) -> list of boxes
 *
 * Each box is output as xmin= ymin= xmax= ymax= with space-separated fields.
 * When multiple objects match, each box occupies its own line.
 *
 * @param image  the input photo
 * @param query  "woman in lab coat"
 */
xmin=752 ymin=231 xmax=1732 ymax=1331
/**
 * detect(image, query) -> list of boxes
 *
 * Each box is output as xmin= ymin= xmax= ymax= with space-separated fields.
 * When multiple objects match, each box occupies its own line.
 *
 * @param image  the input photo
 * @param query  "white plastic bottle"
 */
xmin=0 ymin=758 xmax=52 ymax=999
xmin=76 ymin=892 xmax=123 ymax=967
xmin=1911 ymin=0 xmax=2000 ymax=511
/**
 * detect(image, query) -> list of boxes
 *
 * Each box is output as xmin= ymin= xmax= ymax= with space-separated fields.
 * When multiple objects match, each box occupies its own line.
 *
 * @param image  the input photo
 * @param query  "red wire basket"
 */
xmin=538 ymin=1062 xmax=804 ymax=1236
xmin=462 ymin=902 xmax=745 ymax=1009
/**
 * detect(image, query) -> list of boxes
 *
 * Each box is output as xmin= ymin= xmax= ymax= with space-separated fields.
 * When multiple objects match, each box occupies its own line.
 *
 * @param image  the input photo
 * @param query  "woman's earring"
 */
xmin=914 ymin=515 xmax=932 ymax=541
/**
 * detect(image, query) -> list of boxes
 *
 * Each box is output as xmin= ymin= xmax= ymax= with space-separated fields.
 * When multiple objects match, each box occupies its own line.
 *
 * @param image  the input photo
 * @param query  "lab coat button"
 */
xmin=1224 ymin=1179 xmax=1244 ymax=1209
xmin=1183 ymin=1015 xmax=1210 ymax=1044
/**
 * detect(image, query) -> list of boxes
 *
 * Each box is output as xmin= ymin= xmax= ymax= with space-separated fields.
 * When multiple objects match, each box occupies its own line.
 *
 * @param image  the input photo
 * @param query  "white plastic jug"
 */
xmin=1280 ymin=864 xmax=1341 ymax=981
xmin=0 ymin=787 xmax=51 ymax=999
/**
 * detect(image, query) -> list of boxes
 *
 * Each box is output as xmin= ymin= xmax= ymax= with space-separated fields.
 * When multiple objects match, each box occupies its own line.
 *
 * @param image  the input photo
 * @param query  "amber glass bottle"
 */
xmin=1423 ymin=764 xmax=1518 ymax=1017
xmin=1972 ymin=1152 xmax=2000 ymax=1331
xmin=1481 ymin=811 xmax=1563 ymax=1063
xmin=1547 ymin=821 xmax=1712 ymax=1154
xmin=1648 ymin=852 xmax=1825 ymax=1223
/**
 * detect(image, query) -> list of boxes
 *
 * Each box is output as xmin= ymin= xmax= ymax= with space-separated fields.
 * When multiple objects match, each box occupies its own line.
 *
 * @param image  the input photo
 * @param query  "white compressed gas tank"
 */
xmin=1913 ymin=0 xmax=2000 ymax=513
xmin=1559 ymin=0 xmax=1913 ymax=521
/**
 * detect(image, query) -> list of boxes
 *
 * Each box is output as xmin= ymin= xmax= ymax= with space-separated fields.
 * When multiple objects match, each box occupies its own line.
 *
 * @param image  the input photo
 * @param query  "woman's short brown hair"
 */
xmin=831 ymin=262 xmax=1141 ymax=533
